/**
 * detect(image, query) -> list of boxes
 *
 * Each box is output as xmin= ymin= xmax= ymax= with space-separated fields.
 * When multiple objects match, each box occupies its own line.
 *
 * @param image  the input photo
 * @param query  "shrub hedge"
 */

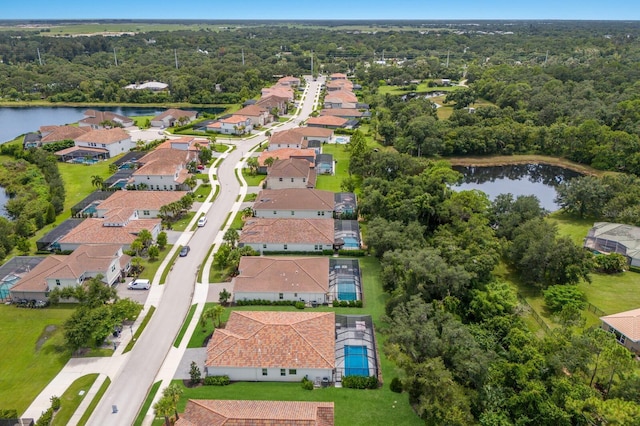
xmin=332 ymin=300 xmax=363 ymax=308
xmin=342 ymin=375 xmax=378 ymax=389
xmin=203 ymin=375 xmax=230 ymax=386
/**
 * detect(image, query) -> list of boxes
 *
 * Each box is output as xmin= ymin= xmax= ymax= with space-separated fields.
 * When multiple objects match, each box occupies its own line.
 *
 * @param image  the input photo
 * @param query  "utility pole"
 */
xmin=174 ymin=49 xmax=178 ymax=69
xmin=310 ymin=50 xmax=314 ymax=75
xmin=241 ymin=48 xmax=245 ymax=66
xmin=113 ymin=48 xmax=118 ymax=67
xmin=37 ymin=48 xmax=43 ymax=66
xmin=544 ymin=50 xmax=549 ymax=65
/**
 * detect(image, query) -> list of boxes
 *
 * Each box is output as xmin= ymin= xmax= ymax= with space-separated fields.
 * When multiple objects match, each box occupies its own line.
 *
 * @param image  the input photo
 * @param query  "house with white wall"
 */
xmin=239 ymin=218 xmax=334 ymax=252
xmin=233 ymin=257 xmax=330 ymax=304
xmin=234 ymin=105 xmax=271 ymax=127
xmin=266 ymin=158 xmax=316 ymax=190
xmin=268 ymin=127 xmax=333 ymax=152
xmin=205 ymin=311 xmax=335 ymax=382
xmin=95 ymin=190 xmax=188 ymax=219
xmin=130 ymin=148 xmax=195 ymax=190
xmin=253 ymin=188 xmax=334 ymax=219
xmin=9 ymin=244 xmax=130 ymax=302
xmin=79 ymin=110 xmax=134 ymax=129
xmin=74 ymin=128 xmax=133 ymax=158
xmin=57 ymin=216 xmax=161 ymax=251
xmin=151 ymin=109 xmax=197 ymax=128
xmin=207 ymin=115 xmax=253 ymax=135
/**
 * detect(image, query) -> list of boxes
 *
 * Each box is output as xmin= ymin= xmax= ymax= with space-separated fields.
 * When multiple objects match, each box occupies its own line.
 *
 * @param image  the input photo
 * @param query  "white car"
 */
xmin=128 ymin=279 xmax=150 ymax=290
xmin=197 ymin=217 xmax=207 ymax=227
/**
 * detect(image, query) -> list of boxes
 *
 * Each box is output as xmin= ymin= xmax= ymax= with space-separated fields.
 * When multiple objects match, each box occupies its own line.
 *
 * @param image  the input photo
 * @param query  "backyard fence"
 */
xmin=586 ymin=302 xmax=607 ymax=317
xmin=517 ymin=293 xmax=551 ymax=334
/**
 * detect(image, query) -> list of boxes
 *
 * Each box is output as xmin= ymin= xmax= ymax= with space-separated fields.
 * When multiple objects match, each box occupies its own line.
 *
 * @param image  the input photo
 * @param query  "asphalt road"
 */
xmin=88 ymin=75 xmax=324 ymax=425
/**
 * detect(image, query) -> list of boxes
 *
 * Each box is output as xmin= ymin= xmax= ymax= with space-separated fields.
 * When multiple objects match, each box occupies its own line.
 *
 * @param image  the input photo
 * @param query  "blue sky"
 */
xmin=2 ymin=0 xmax=638 ymax=20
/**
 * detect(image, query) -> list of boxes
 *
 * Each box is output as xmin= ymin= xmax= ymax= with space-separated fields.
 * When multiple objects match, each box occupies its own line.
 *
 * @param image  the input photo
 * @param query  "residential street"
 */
xmin=85 ymin=76 xmax=324 ymax=425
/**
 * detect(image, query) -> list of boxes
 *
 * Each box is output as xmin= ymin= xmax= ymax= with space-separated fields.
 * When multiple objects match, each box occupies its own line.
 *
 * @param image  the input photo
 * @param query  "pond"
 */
xmin=0 ymin=186 xmax=9 ymax=219
xmin=0 ymin=106 xmax=227 ymax=143
xmin=452 ymin=163 xmax=582 ymax=211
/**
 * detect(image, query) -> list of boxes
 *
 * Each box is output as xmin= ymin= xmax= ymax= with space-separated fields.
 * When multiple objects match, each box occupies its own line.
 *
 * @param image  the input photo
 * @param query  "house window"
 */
xmin=279 ymin=178 xmax=283 ymax=182
xmin=317 ymin=211 xmax=321 ymax=216
xmin=291 ymin=211 xmax=295 ymax=216
xmin=291 ymin=178 xmax=294 ymax=182
xmin=280 ymin=369 xmax=286 ymax=376
xmin=263 ymin=244 xmax=267 ymax=249
xmin=294 ymin=293 xmax=297 ymax=297
xmin=55 ymin=279 xmax=61 ymax=286
xmin=164 ymin=185 xmax=167 ymax=190
xmin=321 ymin=211 xmax=325 ymax=216
xmin=102 ymin=144 xmax=106 ymax=148
xmin=170 ymin=185 xmax=173 ymax=190
xmin=303 ymin=178 xmax=306 ymax=182
xmin=289 ymin=369 xmax=297 ymax=375
xmin=262 ymin=369 xmax=268 ymax=376
xmin=111 ymin=265 xmax=116 ymax=272
xmin=143 ymin=210 xmax=150 ymax=216
xmin=273 ymin=211 xmax=277 ymax=215
xmin=283 ymin=244 xmax=288 ymax=250
xmin=279 ymin=293 xmax=284 ymax=300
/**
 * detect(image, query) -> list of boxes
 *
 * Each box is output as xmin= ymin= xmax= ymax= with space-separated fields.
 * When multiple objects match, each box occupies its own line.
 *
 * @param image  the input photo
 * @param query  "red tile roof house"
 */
xmin=330 ymin=72 xmax=348 ymax=80
xmin=324 ymin=90 xmax=358 ymax=109
xmin=155 ymin=136 xmax=210 ymax=152
xmin=233 ymin=257 xmax=330 ymax=304
xmin=234 ymin=104 xmax=271 ymax=127
xmin=266 ymin=158 xmax=317 ymax=190
xmin=73 ymin=128 xmax=133 ymax=158
xmin=239 ymin=218 xmax=334 ymax=252
xmin=78 ymin=109 xmax=134 ymax=129
xmin=257 ymin=148 xmax=316 ymax=174
xmin=205 ymin=311 xmax=335 ymax=382
xmin=39 ymin=125 xmax=91 ymax=144
xmin=207 ymin=115 xmax=253 ymax=135
xmin=277 ymin=75 xmax=302 ymax=87
xmin=320 ymin=108 xmax=365 ymax=119
xmin=306 ymin=116 xmax=349 ymax=130
xmin=9 ymin=244 xmax=131 ymax=302
xmin=130 ymin=148 xmax=196 ymax=191
xmin=256 ymin=94 xmax=290 ymax=117
xmin=94 ymin=190 xmax=188 ymax=219
xmin=601 ymin=308 xmax=640 ymax=354
xmin=150 ymin=108 xmax=198 ymax=128
xmin=176 ymin=400 xmax=334 ymax=426
xmin=261 ymin=85 xmax=295 ymax=101
xmin=326 ymin=79 xmax=354 ymax=92
xmin=56 ymin=216 xmax=161 ymax=251
xmin=268 ymin=127 xmax=334 ymax=152
xmin=253 ymin=188 xmax=334 ymax=219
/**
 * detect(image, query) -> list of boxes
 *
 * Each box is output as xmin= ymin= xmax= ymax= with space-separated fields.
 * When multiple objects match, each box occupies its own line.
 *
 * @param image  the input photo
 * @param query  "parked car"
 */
xmin=197 ymin=164 xmax=205 ymax=170
xmin=197 ymin=217 xmax=207 ymax=227
xmin=128 ymin=279 xmax=150 ymax=290
xmin=179 ymin=246 xmax=190 ymax=257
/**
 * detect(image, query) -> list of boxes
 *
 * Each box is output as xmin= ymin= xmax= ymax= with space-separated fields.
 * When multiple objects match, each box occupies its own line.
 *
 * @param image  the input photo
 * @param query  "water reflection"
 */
xmin=452 ymin=164 xmax=581 ymax=211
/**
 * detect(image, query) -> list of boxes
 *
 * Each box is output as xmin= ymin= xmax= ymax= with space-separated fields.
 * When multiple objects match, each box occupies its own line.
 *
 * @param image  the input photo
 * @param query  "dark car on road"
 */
xmin=179 ymin=246 xmax=190 ymax=257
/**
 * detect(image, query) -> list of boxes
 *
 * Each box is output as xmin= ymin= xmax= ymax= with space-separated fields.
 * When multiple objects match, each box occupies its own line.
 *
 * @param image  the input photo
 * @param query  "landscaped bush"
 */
xmin=301 ymin=377 xmax=314 ymax=390
xmin=342 ymin=375 xmax=378 ymax=389
xmin=35 ymin=407 xmax=54 ymax=426
xmin=543 ymin=285 xmax=587 ymax=313
xmin=50 ymin=395 xmax=61 ymax=411
xmin=203 ymin=375 xmax=230 ymax=386
xmin=338 ymin=249 xmax=367 ymax=257
xmin=0 ymin=409 xmax=18 ymax=420
xmin=295 ymin=301 xmax=305 ymax=309
xmin=593 ymin=253 xmax=627 ymax=274
xmin=390 ymin=377 xmax=403 ymax=393
xmin=235 ymin=299 xmax=299 ymax=307
xmin=332 ymin=300 xmax=363 ymax=308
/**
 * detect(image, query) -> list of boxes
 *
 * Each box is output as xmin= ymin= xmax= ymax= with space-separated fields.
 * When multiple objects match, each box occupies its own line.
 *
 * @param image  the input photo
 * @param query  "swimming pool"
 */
xmin=344 ymin=345 xmax=369 ymax=376
xmin=110 ymin=179 xmax=128 ymax=189
xmin=338 ymin=279 xmax=357 ymax=301
xmin=82 ymin=203 xmax=99 ymax=215
xmin=0 ymin=274 xmax=21 ymax=300
xmin=335 ymin=136 xmax=350 ymax=144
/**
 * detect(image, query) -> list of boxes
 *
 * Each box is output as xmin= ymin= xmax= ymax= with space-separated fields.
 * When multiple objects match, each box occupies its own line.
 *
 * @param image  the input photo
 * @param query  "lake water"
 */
xmin=0 ymin=106 xmax=226 ymax=143
xmin=0 ymin=186 xmax=9 ymax=219
xmin=452 ymin=163 xmax=582 ymax=211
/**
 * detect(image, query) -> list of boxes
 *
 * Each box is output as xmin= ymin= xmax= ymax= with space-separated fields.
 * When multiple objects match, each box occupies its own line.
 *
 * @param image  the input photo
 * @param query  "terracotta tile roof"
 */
xmin=80 ymin=110 xmax=133 ymax=126
xmin=268 ymin=158 xmax=314 ymax=179
xmin=10 ymin=244 xmax=125 ymax=292
xmin=97 ymin=191 xmax=187 ymax=213
xmin=177 ymin=400 xmax=334 ymax=426
xmin=324 ymin=90 xmax=358 ymax=103
xmin=75 ymin=128 xmax=131 ymax=144
xmin=39 ymin=125 xmax=60 ymax=134
xmin=253 ymin=188 xmax=334 ymax=211
xmin=269 ymin=127 xmax=333 ymax=145
xmin=601 ymin=308 xmax=640 ymax=342
xmin=41 ymin=125 xmax=91 ymax=143
xmin=153 ymin=108 xmax=197 ymax=121
xmin=330 ymin=73 xmax=347 ymax=79
xmin=319 ymin=108 xmax=364 ymax=118
xmin=258 ymin=148 xmax=315 ymax=167
xmin=134 ymin=148 xmax=194 ymax=177
xmin=306 ymin=116 xmax=349 ymax=127
xmin=257 ymin=95 xmax=289 ymax=108
xmin=206 ymin=311 xmax=335 ymax=369
xmin=235 ymin=257 xmax=329 ymax=294
xmin=326 ymin=80 xmax=353 ymax=89
xmin=58 ymin=218 xmax=160 ymax=246
xmin=278 ymin=75 xmax=301 ymax=85
xmin=240 ymin=218 xmax=334 ymax=245
xmin=235 ymin=105 xmax=268 ymax=117
xmin=156 ymin=137 xmax=210 ymax=152
xmin=220 ymin=115 xmax=250 ymax=124
xmin=262 ymin=86 xmax=294 ymax=99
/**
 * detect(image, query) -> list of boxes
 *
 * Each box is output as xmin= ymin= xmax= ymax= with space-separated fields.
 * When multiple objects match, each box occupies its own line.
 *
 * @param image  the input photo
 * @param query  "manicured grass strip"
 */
xmin=198 ymin=243 xmax=216 ymax=283
xmin=243 ymin=193 xmax=257 ymax=202
xmin=188 ymin=302 xmax=218 ymax=348
xmin=241 ymin=169 xmax=266 ymax=187
xmin=141 ymin=245 xmax=173 ymax=283
xmin=122 ymin=307 xmax=156 ymax=354
xmin=160 ymin=246 xmax=182 ymax=285
xmin=193 ymin=182 xmax=212 ymax=200
xmin=76 ymin=377 xmax=111 ymax=426
xmin=51 ymin=374 xmax=98 ymax=426
xmin=315 ymin=143 xmax=350 ymax=192
xmin=133 ymin=381 xmax=162 ymax=426
xmin=174 ymin=304 xmax=197 ymax=348
xmin=211 ymin=183 xmax=220 ymax=202
xmin=171 ymin=212 xmax=196 ymax=232
xmin=220 ymin=212 xmax=232 ymax=231
xmin=230 ymin=211 xmax=244 ymax=230
xmin=0 ymin=305 xmax=75 ymax=413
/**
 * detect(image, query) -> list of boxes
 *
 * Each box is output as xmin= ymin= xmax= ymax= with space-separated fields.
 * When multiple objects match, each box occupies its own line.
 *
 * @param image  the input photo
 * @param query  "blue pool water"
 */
xmin=344 ymin=345 xmax=369 ymax=376
xmin=342 ymin=237 xmax=359 ymax=249
xmin=0 ymin=275 xmax=20 ymax=299
xmin=335 ymin=136 xmax=349 ymax=144
xmin=110 ymin=180 xmax=127 ymax=189
xmin=338 ymin=281 xmax=357 ymax=301
xmin=83 ymin=204 xmax=98 ymax=215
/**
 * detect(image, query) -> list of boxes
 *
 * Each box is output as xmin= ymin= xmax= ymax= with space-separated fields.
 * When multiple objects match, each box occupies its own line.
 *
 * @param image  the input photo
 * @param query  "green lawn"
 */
xmin=51 ymin=374 xmax=98 ymax=426
xmin=193 ymin=183 xmax=212 ymax=200
xmin=315 ymin=144 xmax=350 ymax=192
xmin=123 ymin=306 xmax=156 ymax=354
xmin=548 ymin=212 xmax=594 ymax=245
xmin=241 ymin=169 xmax=266 ymax=187
xmin=138 ymin=245 xmax=173 ymax=281
xmin=0 ymin=305 xmax=75 ymax=413
xmin=230 ymin=211 xmax=245 ymax=230
xmin=171 ymin=212 xmax=196 ymax=232
xmin=58 ymin=158 xmax=118 ymax=213
xmin=131 ymin=116 xmax=153 ymax=128
xmin=243 ymin=193 xmax=257 ymax=202
xmin=174 ymin=305 xmax=197 ymax=348
xmin=77 ymin=377 xmax=110 ymax=426
xmin=133 ymin=381 xmax=161 ymax=426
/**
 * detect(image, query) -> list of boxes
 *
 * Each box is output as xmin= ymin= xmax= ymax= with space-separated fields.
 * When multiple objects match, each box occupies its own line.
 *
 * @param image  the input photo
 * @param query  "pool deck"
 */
xmin=334 ymin=325 xmax=377 ymax=380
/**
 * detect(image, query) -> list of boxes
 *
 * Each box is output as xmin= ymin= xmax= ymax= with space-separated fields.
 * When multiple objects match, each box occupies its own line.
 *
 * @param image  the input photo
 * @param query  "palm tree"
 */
xmin=162 ymin=383 xmax=183 ymax=421
xmin=264 ymin=156 xmax=276 ymax=168
xmin=212 ymin=304 xmax=225 ymax=327
xmin=246 ymin=157 xmax=259 ymax=176
xmin=91 ymin=175 xmax=104 ymax=189
xmin=223 ymin=228 xmax=239 ymax=248
xmin=153 ymin=396 xmax=173 ymax=426
xmin=184 ymin=175 xmax=197 ymax=191
xmin=241 ymin=207 xmax=254 ymax=219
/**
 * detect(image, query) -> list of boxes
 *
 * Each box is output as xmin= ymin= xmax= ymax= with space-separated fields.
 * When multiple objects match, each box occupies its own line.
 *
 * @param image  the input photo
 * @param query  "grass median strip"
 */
xmin=160 ymin=247 xmax=182 ymax=285
xmin=133 ymin=380 xmax=162 ymax=426
xmin=174 ymin=304 xmax=197 ymax=348
xmin=51 ymin=373 xmax=98 ymax=426
xmin=122 ymin=306 xmax=156 ymax=354
xmin=199 ymin=244 xmax=217 ymax=283
xmin=77 ymin=377 xmax=111 ymax=426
